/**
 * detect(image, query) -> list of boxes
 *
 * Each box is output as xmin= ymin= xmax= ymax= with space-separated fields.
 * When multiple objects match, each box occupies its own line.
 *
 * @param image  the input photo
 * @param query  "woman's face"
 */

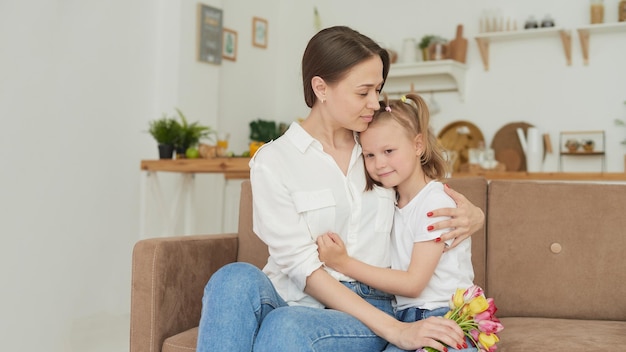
xmin=324 ymin=56 xmax=384 ymax=133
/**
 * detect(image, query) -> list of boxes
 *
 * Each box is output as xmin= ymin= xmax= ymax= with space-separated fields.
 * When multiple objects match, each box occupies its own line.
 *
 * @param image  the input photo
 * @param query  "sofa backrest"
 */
xmin=236 ymin=180 xmax=269 ymax=269
xmin=445 ymin=177 xmax=488 ymax=291
xmin=236 ymin=178 xmax=489 ymax=290
xmin=487 ymin=180 xmax=626 ymax=320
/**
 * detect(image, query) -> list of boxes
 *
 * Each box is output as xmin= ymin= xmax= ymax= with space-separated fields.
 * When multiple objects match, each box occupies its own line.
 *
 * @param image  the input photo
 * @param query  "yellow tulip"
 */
xmin=469 ymin=296 xmax=489 ymax=315
xmin=479 ymin=332 xmax=500 ymax=349
xmin=452 ymin=288 xmax=465 ymax=309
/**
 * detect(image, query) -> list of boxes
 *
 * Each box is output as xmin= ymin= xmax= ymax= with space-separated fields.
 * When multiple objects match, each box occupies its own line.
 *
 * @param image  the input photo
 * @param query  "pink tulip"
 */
xmin=463 ymin=285 xmax=484 ymax=303
xmin=478 ymin=320 xmax=504 ymax=334
xmin=469 ymin=328 xmax=480 ymax=341
xmin=474 ymin=311 xmax=492 ymax=322
xmin=485 ymin=297 xmax=498 ymax=315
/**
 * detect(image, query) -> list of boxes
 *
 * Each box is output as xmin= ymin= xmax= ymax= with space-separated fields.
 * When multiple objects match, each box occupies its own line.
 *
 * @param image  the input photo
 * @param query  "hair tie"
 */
xmin=385 ymin=106 xmax=392 ymax=112
xmin=400 ymin=95 xmax=407 ymax=103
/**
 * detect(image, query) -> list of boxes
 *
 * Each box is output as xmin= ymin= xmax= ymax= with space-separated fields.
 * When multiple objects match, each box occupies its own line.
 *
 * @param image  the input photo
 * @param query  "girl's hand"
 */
xmin=316 ymin=232 xmax=350 ymax=270
xmin=427 ymin=184 xmax=485 ymax=251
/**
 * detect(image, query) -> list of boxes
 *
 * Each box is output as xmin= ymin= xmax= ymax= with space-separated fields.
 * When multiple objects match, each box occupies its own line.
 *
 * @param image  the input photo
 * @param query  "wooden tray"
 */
xmin=437 ymin=120 xmax=485 ymax=172
xmin=490 ymin=122 xmax=534 ymax=172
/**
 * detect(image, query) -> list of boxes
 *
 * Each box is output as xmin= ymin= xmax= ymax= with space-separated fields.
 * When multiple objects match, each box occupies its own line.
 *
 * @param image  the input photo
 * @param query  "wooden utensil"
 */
xmin=448 ymin=24 xmax=468 ymax=63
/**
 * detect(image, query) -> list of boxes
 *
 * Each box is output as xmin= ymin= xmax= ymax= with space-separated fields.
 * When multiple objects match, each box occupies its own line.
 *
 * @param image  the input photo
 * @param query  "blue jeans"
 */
xmin=196 ymin=262 xmax=395 ymax=352
xmin=382 ymin=307 xmax=478 ymax=352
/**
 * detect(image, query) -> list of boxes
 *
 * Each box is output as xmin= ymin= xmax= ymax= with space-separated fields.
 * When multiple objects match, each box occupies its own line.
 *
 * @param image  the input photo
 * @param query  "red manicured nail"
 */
xmin=463 ymin=342 xmax=468 ymax=348
xmin=435 ymin=237 xmax=441 ymax=243
xmin=445 ymin=183 xmax=450 ymax=188
xmin=427 ymin=225 xmax=434 ymax=231
xmin=426 ymin=211 xmax=433 ymax=217
xmin=457 ymin=344 xmax=462 ymax=349
xmin=443 ymin=347 xmax=448 ymax=352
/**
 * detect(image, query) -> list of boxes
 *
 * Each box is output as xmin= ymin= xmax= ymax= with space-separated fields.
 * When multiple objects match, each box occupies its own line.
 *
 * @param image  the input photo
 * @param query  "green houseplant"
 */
xmin=418 ymin=34 xmax=446 ymax=61
xmin=173 ymin=108 xmax=215 ymax=158
xmin=148 ymin=115 xmax=181 ymax=159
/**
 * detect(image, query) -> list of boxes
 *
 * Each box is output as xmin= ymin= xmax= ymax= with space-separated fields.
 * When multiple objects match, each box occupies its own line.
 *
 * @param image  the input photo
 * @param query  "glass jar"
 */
xmin=590 ymin=0 xmax=604 ymax=24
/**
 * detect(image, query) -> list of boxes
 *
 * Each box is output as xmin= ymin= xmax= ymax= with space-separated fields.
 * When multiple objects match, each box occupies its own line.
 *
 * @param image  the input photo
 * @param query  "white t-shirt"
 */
xmin=250 ymin=122 xmax=396 ymax=308
xmin=392 ymin=181 xmax=474 ymax=311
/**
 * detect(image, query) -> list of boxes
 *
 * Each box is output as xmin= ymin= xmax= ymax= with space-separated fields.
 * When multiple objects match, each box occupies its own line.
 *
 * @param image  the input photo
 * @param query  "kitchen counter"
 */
xmin=140 ymin=158 xmax=251 ymax=179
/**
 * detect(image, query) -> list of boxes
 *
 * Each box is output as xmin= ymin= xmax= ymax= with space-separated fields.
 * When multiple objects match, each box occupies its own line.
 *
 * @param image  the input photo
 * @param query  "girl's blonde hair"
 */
xmin=363 ymin=93 xmax=448 ymax=191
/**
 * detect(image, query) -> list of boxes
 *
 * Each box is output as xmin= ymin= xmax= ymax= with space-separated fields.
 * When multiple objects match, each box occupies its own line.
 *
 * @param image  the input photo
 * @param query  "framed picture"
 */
xmin=222 ymin=28 xmax=237 ymax=61
xmin=197 ymin=4 xmax=223 ymax=64
xmin=252 ymin=17 xmax=268 ymax=48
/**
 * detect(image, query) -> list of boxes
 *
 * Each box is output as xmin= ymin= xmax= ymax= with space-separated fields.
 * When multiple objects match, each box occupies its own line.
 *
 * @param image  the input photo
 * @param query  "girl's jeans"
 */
xmin=382 ymin=307 xmax=478 ymax=352
xmin=196 ymin=262 xmax=394 ymax=352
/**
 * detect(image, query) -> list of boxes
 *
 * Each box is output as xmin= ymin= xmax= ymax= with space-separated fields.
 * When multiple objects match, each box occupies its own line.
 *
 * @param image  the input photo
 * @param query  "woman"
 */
xmin=197 ymin=26 xmax=484 ymax=352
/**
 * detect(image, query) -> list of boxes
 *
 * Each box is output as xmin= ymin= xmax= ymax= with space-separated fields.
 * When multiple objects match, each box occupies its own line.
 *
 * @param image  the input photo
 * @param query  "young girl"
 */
xmin=317 ymin=93 xmax=476 ymax=352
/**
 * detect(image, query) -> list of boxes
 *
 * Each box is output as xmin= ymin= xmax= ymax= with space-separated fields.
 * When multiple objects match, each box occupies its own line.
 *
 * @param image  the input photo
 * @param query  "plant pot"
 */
xmin=158 ymin=144 xmax=174 ymax=159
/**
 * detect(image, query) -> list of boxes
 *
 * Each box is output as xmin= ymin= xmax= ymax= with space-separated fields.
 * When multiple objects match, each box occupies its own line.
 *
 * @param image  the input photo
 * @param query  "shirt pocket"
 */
xmin=291 ymin=189 xmax=336 ymax=239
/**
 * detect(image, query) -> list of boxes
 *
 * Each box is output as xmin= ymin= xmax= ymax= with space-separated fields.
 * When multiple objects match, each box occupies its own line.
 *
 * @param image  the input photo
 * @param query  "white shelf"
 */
xmin=576 ymin=22 xmax=626 ymax=65
xmin=474 ymin=27 xmax=572 ymax=70
xmin=384 ymin=60 xmax=467 ymax=101
xmin=577 ymin=21 xmax=626 ymax=34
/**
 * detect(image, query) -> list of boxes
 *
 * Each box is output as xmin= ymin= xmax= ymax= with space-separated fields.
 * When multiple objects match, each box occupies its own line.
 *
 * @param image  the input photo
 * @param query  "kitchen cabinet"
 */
xmin=475 ymin=27 xmax=572 ymax=71
xmin=385 ymin=60 xmax=467 ymax=101
xmin=576 ymin=22 xmax=626 ymax=64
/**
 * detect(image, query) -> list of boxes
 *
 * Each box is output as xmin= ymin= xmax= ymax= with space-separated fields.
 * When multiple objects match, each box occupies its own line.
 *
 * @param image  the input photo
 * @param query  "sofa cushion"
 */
xmin=487 ymin=181 xmax=626 ymax=320
xmin=498 ymin=317 xmax=626 ymax=351
xmin=163 ymin=327 xmax=198 ymax=352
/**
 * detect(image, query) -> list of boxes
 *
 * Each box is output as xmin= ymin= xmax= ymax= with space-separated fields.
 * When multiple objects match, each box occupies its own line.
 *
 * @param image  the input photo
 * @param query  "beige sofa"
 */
xmin=130 ymin=177 xmax=626 ymax=352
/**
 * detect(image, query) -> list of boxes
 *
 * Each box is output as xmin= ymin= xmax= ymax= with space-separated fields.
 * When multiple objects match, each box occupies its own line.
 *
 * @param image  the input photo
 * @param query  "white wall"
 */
xmin=0 ymin=1 xmax=624 ymax=351
xmin=221 ymin=0 xmax=626 ymax=172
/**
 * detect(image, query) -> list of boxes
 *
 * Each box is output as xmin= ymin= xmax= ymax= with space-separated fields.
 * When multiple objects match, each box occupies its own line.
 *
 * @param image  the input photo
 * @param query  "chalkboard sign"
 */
xmin=197 ymin=4 xmax=223 ymax=65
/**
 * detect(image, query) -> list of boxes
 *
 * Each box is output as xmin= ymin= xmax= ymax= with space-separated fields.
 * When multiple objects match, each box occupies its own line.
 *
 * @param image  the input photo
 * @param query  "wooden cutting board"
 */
xmin=448 ymin=24 xmax=468 ymax=63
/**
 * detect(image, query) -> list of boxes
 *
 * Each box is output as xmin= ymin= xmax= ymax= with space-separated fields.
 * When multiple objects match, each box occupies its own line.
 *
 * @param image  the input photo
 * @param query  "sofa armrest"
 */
xmin=130 ymin=234 xmax=238 ymax=352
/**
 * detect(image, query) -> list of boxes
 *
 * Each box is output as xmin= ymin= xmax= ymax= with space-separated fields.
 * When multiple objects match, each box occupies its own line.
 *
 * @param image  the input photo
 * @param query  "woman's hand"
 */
xmin=427 ymin=184 xmax=485 ymax=251
xmin=316 ymin=232 xmax=350 ymax=270
xmin=391 ymin=316 xmax=466 ymax=351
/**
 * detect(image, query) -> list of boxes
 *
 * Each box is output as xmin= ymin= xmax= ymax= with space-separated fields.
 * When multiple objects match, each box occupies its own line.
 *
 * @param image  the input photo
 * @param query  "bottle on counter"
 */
xmin=590 ymin=0 xmax=604 ymax=24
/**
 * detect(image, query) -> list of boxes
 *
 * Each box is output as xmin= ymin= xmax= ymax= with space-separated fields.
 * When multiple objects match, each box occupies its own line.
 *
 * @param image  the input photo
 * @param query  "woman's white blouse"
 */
xmin=249 ymin=122 xmax=395 ymax=308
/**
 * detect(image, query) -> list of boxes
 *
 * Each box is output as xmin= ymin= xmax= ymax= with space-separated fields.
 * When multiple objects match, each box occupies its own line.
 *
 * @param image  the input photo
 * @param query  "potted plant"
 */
xmin=419 ymin=35 xmax=446 ymax=61
xmin=173 ymin=108 xmax=216 ymax=158
xmin=248 ymin=119 xmax=288 ymax=157
xmin=148 ymin=115 xmax=181 ymax=159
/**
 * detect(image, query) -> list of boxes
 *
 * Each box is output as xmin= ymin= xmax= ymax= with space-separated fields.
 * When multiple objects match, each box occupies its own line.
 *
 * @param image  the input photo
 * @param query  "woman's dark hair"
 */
xmin=301 ymin=26 xmax=390 ymax=108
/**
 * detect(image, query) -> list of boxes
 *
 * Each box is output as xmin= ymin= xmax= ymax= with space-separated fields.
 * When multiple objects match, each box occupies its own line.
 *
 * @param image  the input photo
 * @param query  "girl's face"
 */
xmin=360 ymin=118 xmax=421 ymax=189
xmin=324 ymin=56 xmax=384 ymax=133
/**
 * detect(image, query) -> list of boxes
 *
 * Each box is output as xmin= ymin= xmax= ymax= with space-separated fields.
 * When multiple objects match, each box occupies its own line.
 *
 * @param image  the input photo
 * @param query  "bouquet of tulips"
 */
xmin=420 ymin=285 xmax=503 ymax=352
